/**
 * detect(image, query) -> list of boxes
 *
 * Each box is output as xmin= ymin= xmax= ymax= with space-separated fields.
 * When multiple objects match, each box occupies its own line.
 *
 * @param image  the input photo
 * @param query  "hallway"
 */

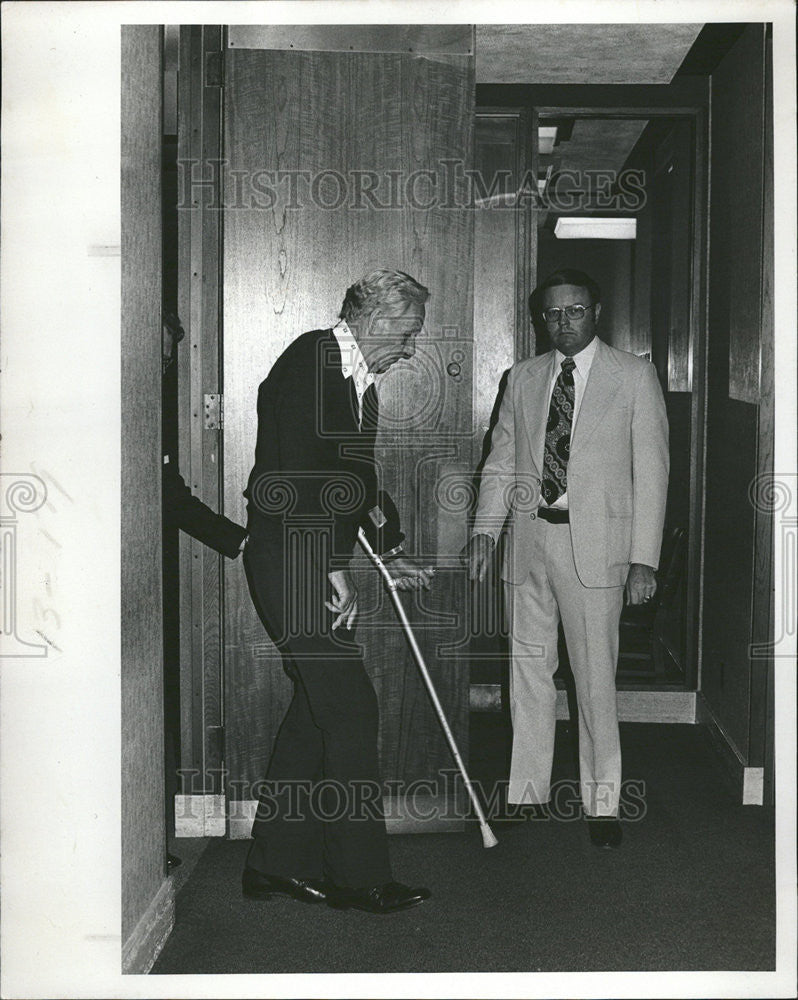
xmin=115 ymin=17 xmax=786 ymax=985
xmin=152 ymin=721 xmax=774 ymax=974
xmin=1 ymin=7 xmax=794 ymax=999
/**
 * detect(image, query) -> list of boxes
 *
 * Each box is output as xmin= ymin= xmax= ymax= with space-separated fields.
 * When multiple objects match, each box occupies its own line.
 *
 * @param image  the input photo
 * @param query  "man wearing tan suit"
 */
xmin=464 ymin=269 xmax=669 ymax=848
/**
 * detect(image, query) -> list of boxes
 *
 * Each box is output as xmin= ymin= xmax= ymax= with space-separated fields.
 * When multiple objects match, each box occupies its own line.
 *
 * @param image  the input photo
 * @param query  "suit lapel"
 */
xmin=571 ymin=337 xmax=623 ymax=453
xmin=517 ymin=353 xmax=556 ymax=473
xmin=321 ymin=329 xmax=361 ymax=434
xmin=360 ymin=382 xmax=379 ymax=434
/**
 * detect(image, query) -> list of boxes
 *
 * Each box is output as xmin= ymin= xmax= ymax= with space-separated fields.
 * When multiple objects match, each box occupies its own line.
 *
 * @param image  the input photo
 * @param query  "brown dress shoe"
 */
xmin=327 ymin=881 xmax=431 ymax=914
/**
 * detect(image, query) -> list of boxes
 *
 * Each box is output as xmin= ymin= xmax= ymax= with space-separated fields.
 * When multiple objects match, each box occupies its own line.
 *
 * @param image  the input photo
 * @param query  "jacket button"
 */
xmin=529 ymin=512 xmax=536 ymax=520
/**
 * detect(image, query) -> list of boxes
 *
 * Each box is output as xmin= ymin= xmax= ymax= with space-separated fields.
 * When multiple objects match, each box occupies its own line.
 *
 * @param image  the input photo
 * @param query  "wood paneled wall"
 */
xmin=635 ymin=120 xmax=696 ymax=541
xmin=221 ymin=47 xmax=475 ymax=807
xmin=468 ymin=110 xmax=535 ymax=687
xmin=623 ymin=111 xmax=706 ymax=681
xmin=473 ymin=109 xmax=535 ymax=391
xmin=750 ymin=27 xmax=774 ymax=794
xmin=120 ymin=25 xmax=167 ymax=953
xmin=702 ymin=25 xmax=772 ymax=767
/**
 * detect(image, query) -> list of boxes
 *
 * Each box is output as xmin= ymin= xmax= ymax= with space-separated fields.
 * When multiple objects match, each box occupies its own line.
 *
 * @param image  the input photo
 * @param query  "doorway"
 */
xmin=535 ymin=112 xmax=700 ymax=687
xmin=470 ymin=93 xmax=708 ymax=704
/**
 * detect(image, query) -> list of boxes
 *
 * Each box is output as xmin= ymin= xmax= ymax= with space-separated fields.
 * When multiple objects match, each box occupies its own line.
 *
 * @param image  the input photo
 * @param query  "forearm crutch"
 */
xmin=357 ymin=528 xmax=498 ymax=849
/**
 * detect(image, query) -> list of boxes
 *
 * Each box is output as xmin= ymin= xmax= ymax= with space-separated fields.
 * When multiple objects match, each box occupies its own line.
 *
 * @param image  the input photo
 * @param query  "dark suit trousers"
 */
xmin=243 ymin=519 xmax=392 ymax=888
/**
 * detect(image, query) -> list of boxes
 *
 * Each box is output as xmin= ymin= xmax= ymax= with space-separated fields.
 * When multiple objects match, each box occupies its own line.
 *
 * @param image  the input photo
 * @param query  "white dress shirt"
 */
xmin=545 ymin=335 xmax=599 ymax=510
xmin=331 ymin=319 xmax=403 ymax=560
xmin=332 ymin=319 xmax=375 ymax=430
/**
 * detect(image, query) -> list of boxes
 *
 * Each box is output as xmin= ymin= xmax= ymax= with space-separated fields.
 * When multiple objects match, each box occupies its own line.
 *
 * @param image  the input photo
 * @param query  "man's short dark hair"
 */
xmin=529 ymin=269 xmax=602 ymax=315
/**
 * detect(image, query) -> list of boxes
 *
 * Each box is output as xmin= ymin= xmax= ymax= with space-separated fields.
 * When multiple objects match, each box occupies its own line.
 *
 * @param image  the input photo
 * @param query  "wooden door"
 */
xmin=220 ymin=34 xmax=476 ymax=834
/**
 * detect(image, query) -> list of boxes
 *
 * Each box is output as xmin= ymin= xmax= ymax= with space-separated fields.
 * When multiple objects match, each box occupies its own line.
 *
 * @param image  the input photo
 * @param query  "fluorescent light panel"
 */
xmin=554 ymin=217 xmax=637 ymax=240
xmin=538 ymin=126 xmax=558 ymax=156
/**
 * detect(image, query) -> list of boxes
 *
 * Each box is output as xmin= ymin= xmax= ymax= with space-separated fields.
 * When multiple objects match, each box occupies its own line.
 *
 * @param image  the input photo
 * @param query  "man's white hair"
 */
xmin=340 ymin=268 xmax=429 ymax=323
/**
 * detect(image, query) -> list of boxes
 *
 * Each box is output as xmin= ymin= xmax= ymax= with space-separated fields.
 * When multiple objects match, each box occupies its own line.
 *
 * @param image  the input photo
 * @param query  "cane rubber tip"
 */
xmin=481 ymin=826 xmax=499 ymax=849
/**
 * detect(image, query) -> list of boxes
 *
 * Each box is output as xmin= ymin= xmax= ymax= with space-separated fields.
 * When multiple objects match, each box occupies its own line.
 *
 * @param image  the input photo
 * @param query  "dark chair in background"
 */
xmin=618 ymin=524 xmax=687 ymax=679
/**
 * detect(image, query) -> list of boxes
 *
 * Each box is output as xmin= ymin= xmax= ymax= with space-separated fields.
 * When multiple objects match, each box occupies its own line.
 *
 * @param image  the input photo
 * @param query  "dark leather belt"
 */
xmin=537 ymin=506 xmax=569 ymax=524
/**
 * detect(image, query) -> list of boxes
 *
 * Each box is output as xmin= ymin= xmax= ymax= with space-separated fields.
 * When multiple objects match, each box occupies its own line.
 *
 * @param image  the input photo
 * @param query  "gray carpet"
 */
xmin=152 ymin=722 xmax=774 ymax=973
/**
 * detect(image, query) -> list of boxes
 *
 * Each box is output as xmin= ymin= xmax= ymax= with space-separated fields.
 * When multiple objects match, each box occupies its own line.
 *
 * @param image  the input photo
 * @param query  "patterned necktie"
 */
xmin=540 ymin=357 xmax=576 ymax=505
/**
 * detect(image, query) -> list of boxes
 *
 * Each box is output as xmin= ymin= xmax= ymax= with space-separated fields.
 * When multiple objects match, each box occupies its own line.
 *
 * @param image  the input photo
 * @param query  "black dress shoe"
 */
xmin=586 ymin=817 xmax=623 ymax=849
xmin=166 ymin=853 xmax=182 ymax=871
xmin=327 ymin=881 xmax=431 ymax=914
xmin=241 ymin=868 xmax=330 ymax=903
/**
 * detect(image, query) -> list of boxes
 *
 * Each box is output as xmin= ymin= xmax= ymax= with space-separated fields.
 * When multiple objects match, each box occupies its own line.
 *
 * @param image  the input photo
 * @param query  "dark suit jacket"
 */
xmin=163 ymin=461 xmax=247 ymax=559
xmin=244 ymin=329 xmax=404 ymax=571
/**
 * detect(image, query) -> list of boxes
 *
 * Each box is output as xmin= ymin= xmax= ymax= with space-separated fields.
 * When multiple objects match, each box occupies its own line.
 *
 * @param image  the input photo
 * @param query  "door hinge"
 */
xmin=205 ymin=49 xmax=224 ymax=88
xmin=204 ymin=393 xmax=223 ymax=430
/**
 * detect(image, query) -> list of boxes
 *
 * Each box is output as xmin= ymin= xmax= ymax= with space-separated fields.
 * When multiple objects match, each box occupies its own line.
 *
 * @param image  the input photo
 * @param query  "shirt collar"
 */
xmin=555 ymin=334 xmax=599 ymax=379
xmin=332 ymin=319 xmax=375 ymax=389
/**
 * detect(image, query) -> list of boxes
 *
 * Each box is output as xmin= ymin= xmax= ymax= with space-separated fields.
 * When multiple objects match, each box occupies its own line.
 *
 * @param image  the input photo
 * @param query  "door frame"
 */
xmin=476 ymin=82 xmax=710 ymax=694
xmin=174 ymin=25 xmax=227 ymax=834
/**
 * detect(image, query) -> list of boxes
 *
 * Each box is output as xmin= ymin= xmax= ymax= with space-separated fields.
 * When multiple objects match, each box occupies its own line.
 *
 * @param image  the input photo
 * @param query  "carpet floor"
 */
xmin=152 ymin=720 xmax=774 ymax=974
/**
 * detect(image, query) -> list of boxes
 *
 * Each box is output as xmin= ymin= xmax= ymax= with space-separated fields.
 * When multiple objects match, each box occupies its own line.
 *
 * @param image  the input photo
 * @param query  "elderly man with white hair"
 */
xmin=241 ymin=269 xmax=435 ymax=914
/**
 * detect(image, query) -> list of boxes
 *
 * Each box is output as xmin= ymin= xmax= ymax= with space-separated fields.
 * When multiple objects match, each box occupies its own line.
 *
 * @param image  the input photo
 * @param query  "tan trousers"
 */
xmin=505 ymin=518 xmax=624 ymax=817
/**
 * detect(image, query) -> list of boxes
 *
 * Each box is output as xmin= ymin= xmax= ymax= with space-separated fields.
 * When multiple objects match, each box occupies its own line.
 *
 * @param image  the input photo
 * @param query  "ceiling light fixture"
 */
xmin=538 ymin=126 xmax=559 ymax=156
xmin=554 ymin=217 xmax=637 ymax=240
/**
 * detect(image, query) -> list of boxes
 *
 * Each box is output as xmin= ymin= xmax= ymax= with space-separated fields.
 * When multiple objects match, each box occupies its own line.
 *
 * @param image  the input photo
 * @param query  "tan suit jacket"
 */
xmin=473 ymin=337 xmax=669 ymax=588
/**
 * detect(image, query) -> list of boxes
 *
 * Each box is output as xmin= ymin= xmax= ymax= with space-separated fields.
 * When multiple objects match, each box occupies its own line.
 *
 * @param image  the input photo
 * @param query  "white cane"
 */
xmin=357 ymin=528 xmax=498 ymax=849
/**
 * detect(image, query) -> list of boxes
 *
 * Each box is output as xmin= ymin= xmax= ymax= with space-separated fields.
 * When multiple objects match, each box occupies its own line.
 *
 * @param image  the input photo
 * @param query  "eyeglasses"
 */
xmin=541 ymin=303 xmax=595 ymax=324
